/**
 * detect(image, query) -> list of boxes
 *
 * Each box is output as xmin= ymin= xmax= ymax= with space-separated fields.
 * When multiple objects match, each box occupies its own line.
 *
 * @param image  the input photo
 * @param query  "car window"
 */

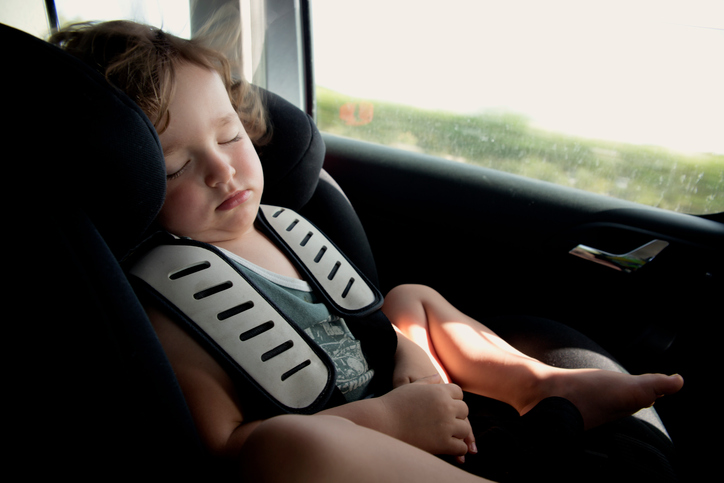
xmin=311 ymin=0 xmax=724 ymax=214
xmin=54 ymin=0 xmax=191 ymax=37
xmin=3 ymin=0 xmax=272 ymax=104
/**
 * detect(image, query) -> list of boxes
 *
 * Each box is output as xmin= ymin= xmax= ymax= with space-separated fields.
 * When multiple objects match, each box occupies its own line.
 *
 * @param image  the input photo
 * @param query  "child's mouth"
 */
xmin=217 ymin=190 xmax=251 ymax=211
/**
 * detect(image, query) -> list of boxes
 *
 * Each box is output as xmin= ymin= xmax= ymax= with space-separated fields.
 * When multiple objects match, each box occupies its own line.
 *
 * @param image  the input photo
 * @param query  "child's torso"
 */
xmin=218 ymin=247 xmax=376 ymax=402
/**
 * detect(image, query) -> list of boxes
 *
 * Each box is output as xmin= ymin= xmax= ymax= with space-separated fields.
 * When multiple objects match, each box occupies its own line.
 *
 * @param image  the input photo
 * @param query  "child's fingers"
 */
xmin=451 ymin=415 xmax=475 ymax=461
xmin=448 ymin=433 xmax=471 ymax=461
xmin=464 ymin=418 xmax=477 ymax=454
xmin=446 ymin=382 xmax=465 ymax=399
xmin=453 ymin=424 xmax=477 ymax=464
xmin=452 ymin=420 xmax=476 ymax=464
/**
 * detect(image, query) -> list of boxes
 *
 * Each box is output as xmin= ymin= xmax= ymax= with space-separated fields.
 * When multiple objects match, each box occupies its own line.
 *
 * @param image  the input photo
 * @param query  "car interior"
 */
xmin=5 ymin=1 xmax=721 ymax=481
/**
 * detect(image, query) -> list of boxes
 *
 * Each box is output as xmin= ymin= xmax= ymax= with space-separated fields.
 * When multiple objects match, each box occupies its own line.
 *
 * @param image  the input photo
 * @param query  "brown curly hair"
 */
xmin=50 ymin=20 xmax=269 ymax=145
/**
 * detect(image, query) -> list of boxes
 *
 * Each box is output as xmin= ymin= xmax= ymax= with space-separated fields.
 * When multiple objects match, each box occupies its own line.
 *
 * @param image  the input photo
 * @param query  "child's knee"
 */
xmin=384 ymin=284 xmax=448 ymax=322
xmin=385 ymin=284 xmax=439 ymax=305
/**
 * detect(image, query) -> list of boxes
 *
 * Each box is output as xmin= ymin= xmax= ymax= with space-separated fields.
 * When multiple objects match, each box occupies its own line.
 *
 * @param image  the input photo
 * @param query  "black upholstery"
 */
xmin=3 ymin=21 xmax=370 ymax=479
xmin=5 ymin=22 xmax=200 ymax=479
xmin=4 ymin=23 xmax=165 ymax=261
xmin=257 ymin=89 xmax=325 ymax=211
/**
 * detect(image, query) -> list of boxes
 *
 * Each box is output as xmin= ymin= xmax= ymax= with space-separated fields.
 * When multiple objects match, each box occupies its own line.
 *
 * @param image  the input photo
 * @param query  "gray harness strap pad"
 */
xmin=128 ymin=205 xmax=383 ymax=415
xmin=259 ymin=205 xmax=382 ymax=316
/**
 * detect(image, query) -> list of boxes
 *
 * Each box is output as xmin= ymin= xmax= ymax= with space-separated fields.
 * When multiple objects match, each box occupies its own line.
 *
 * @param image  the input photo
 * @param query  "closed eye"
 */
xmin=166 ymin=160 xmax=190 ymax=181
xmin=221 ymin=133 xmax=242 ymax=145
xmin=165 ymin=130 xmax=242 ymax=181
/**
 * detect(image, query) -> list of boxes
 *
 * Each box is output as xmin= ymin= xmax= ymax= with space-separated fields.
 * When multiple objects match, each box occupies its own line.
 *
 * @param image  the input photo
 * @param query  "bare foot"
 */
xmin=520 ymin=369 xmax=684 ymax=430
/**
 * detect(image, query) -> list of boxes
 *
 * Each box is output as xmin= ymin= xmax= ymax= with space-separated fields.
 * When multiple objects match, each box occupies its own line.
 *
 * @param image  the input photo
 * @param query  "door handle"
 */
xmin=569 ymin=239 xmax=669 ymax=273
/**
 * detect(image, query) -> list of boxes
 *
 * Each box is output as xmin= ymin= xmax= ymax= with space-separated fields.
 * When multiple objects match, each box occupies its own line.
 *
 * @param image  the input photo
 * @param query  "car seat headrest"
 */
xmin=2 ymin=22 xmax=325 ymax=260
xmin=3 ymin=22 xmax=166 ymax=261
xmin=257 ymin=89 xmax=325 ymax=211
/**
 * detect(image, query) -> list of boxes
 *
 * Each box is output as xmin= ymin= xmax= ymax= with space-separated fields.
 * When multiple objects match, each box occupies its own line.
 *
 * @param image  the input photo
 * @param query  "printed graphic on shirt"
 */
xmin=305 ymin=315 xmax=374 ymax=401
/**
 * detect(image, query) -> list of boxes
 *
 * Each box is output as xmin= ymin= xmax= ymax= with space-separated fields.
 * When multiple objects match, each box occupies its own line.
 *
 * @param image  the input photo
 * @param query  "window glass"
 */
xmin=0 ymin=0 xmax=51 ymax=39
xmin=55 ymin=0 xmax=191 ymax=38
xmin=311 ymin=0 xmax=724 ymax=214
xmin=53 ymin=1 xmax=261 ymax=86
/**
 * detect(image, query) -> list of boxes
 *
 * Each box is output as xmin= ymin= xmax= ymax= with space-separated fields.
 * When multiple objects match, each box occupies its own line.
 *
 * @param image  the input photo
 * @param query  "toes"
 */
xmin=655 ymin=374 xmax=684 ymax=396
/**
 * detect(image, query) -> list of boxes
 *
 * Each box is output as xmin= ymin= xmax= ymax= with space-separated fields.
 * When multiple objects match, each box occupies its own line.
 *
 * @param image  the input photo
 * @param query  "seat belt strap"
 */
xmin=130 ymin=240 xmax=336 ymax=413
xmin=258 ymin=205 xmax=383 ymax=316
xmin=128 ymin=204 xmax=383 ymax=415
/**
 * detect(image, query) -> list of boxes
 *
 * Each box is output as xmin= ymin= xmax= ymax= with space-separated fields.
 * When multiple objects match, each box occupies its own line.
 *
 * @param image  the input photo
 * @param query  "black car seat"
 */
xmin=5 ymin=21 xmax=205 ymax=480
xmin=4 ymin=20 xmax=679 ymax=482
xmin=3 ymin=21 xmax=373 ymax=480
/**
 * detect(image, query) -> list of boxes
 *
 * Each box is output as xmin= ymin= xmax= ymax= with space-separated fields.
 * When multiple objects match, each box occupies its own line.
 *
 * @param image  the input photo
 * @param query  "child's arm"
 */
xmin=319 ymin=374 xmax=472 ymax=458
xmin=147 ymin=306 xmax=474 ymax=460
xmin=146 ymin=305 xmax=261 ymax=458
xmin=318 ymin=329 xmax=475 ymax=459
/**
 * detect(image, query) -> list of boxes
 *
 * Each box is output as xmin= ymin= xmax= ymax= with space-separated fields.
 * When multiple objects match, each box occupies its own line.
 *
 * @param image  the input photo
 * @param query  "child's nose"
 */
xmin=205 ymin=151 xmax=236 ymax=187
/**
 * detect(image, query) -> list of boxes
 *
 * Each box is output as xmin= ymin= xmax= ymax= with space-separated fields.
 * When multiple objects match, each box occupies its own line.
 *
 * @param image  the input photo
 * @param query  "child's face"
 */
xmin=157 ymin=62 xmax=264 ymax=243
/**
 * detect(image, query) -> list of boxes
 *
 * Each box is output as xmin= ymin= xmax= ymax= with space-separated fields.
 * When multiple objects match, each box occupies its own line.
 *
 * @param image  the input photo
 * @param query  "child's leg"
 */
xmin=239 ymin=414 xmax=491 ymax=483
xmin=383 ymin=284 xmax=684 ymax=429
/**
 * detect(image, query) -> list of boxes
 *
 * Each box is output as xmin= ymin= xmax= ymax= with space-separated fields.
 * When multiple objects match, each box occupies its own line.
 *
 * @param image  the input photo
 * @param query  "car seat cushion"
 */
xmin=257 ymin=89 xmax=326 ymax=211
xmin=3 ymin=23 xmax=166 ymax=261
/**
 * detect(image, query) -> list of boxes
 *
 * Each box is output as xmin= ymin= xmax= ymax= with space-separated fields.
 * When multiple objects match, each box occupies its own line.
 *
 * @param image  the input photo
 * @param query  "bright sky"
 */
xmin=311 ymin=0 xmax=724 ymax=154
xmin=55 ymin=0 xmax=723 ymax=154
xmin=56 ymin=0 xmax=191 ymax=37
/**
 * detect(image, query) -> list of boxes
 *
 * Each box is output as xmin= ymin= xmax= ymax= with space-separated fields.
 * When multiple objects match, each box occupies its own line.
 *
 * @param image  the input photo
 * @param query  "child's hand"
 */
xmin=380 ymin=374 xmax=474 ymax=459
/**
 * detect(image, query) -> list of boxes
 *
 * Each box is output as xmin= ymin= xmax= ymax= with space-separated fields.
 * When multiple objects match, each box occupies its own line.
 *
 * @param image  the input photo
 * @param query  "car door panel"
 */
xmin=322 ymin=132 xmax=721 ymax=470
xmin=322 ymin=135 xmax=722 ymax=356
